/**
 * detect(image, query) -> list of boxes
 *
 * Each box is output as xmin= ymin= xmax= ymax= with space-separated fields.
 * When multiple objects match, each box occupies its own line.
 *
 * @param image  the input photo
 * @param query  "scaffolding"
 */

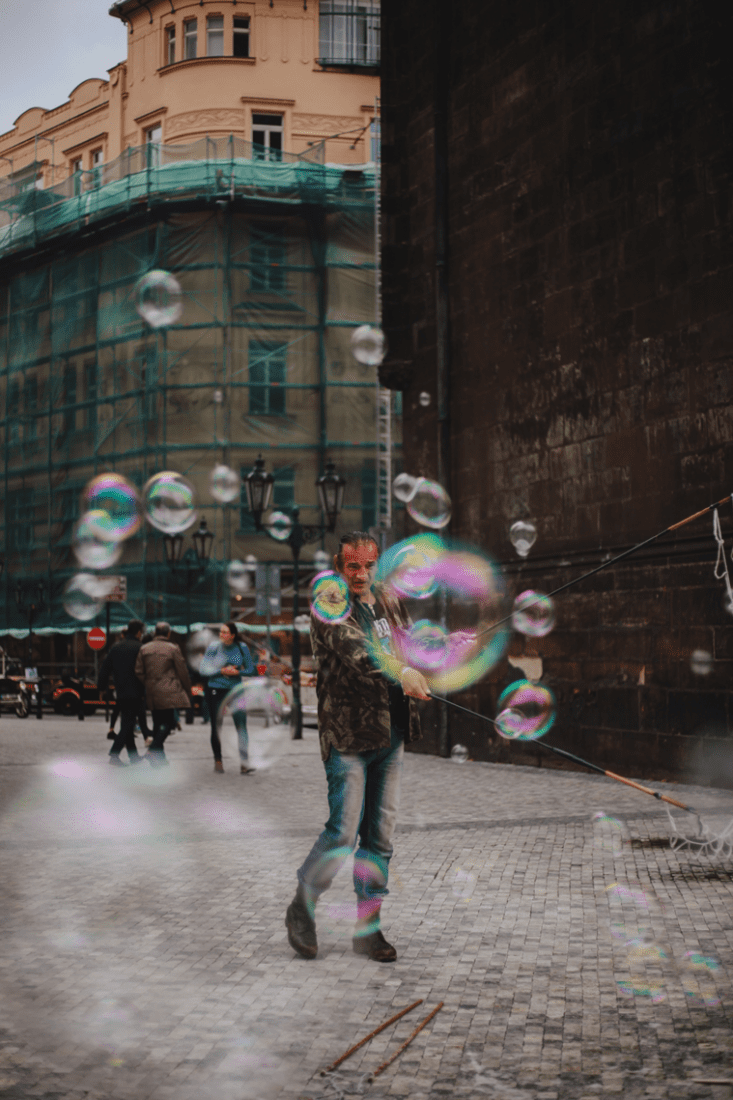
xmin=0 ymin=138 xmax=383 ymax=649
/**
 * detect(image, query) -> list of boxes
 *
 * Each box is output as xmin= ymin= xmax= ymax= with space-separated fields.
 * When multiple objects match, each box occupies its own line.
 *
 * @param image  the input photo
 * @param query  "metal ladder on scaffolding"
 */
xmin=373 ymin=96 xmax=392 ymax=545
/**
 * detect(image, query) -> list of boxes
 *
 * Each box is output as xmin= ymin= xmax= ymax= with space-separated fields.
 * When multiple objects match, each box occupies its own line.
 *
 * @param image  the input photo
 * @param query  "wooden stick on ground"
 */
xmin=320 ymin=999 xmax=423 ymax=1075
xmin=367 ymin=1002 xmax=444 ymax=1082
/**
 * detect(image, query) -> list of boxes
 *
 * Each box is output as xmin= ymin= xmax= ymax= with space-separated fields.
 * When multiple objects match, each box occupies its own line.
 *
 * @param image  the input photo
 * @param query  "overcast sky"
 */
xmin=0 ymin=1 xmax=128 ymax=136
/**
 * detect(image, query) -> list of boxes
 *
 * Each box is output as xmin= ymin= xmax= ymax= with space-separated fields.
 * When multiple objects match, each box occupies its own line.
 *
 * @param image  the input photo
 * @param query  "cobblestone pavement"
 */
xmin=0 ymin=714 xmax=731 ymax=1100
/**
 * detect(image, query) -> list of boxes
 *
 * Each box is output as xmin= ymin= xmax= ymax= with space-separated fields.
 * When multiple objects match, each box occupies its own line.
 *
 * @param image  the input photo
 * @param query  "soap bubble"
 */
xmin=313 ymin=549 xmax=330 ymax=571
xmin=393 ymin=473 xmax=419 ymax=503
xmin=81 ymin=474 xmax=142 ymax=542
xmin=690 ymin=649 xmax=713 ymax=676
xmin=451 ymin=744 xmax=468 ymax=764
xmin=135 ymin=269 xmax=183 ymax=329
xmin=512 ymin=591 xmax=556 ymax=637
xmin=681 ymin=952 xmax=721 ymax=1007
xmin=616 ymin=942 xmax=669 ymax=1003
xmin=217 ymin=679 xmax=289 ymax=771
xmin=509 ymin=520 xmax=537 ymax=558
xmin=350 ymin=324 xmax=387 ymax=366
xmin=209 ymin=464 xmax=241 ymax=504
xmin=143 ymin=471 xmax=196 ymax=534
xmin=213 ymin=389 xmax=224 ymax=404
xmin=72 ymin=512 xmax=123 ymax=570
xmin=226 ymin=560 xmax=253 ymax=594
xmin=311 ymin=570 xmax=351 ymax=624
xmin=268 ymin=511 xmax=292 ymax=542
xmin=407 ymin=478 xmax=451 ymax=529
xmin=593 ymin=812 xmax=627 ymax=855
xmin=418 ymin=392 xmax=431 ymax=407
xmin=495 ymin=680 xmax=556 ymax=741
xmin=63 ymin=573 xmax=116 ymax=622
xmin=375 ymin=535 xmax=509 ymax=694
xmin=186 ymin=628 xmax=218 ymax=672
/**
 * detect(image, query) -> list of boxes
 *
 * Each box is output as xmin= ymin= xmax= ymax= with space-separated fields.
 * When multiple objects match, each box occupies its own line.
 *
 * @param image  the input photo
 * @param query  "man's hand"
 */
xmin=400 ymin=667 xmax=431 ymax=699
xmin=221 ymin=664 xmax=239 ymax=676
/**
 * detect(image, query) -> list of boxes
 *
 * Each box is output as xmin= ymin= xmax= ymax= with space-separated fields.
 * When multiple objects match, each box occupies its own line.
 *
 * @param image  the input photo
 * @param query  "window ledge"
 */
xmin=315 ymin=60 xmax=380 ymax=73
xmin=158 ymin=56 xmax=256 ymax=75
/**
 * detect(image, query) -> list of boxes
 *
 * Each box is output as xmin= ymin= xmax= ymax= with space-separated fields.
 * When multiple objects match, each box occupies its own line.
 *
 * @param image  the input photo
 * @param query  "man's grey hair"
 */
xmin=154 ymin=621 xmax=171 ymax=637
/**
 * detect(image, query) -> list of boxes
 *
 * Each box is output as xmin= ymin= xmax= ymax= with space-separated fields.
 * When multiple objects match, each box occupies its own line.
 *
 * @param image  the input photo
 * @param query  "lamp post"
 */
xmin=244 ymin=455 xmax=345 ymax=739
xmin=15 ymin=579 xmax=45 ymax=719
xmin=163 ymin=517 xmax=214 ymax=636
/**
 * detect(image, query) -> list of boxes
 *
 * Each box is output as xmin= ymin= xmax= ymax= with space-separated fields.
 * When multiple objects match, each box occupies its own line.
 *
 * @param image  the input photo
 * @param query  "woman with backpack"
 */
xmin=201 ymin=622 xmax=256 ymax=774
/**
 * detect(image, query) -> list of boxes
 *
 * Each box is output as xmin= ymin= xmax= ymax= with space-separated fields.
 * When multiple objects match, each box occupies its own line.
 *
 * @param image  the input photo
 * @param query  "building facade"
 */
xmin=0 ymin=0 xmax=382 ymax=672
xmin=381 ymin=0 xmax=733 ymax=785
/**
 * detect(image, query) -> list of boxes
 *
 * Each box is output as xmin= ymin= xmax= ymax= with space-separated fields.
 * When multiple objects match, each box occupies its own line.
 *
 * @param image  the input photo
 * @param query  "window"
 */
xmin=250 ymin=224 xmax=286 ymax=292
xmin=70 ymin=158 xmax=82 ymax=176
xmin=24 ymin=375 xmax=38 ymax=441
xmin=70 ymin=157 xmax=83 ymax=197
xmin=145 ymin=124 xmax=162 ymax=168
xmin=184 ymin=18 xmax=197 ymax=59
xmin=207 ymin=14 xmax=224 ymax=55
xmin=62 ymin=362 xmax=76 ymax=433
xmin=252 ymin=113 xmax=283 ymax=161
xmin=248 ymin=341 xmax=286 ymax=416
xmin=165 ymin=24 xmax=176 ymax=65
xmin=361 ymin=464 xmax=376 ymax=530
xmin=319 ymin=1 xmax=380 ymax=66
xmin=90 ymin=149 xmax=103 ymax=189
xmin=84 ymin=360 xmax=97 ymax=432
xmin=272 ymin=466 xmax=295 ymax=510
xmin=233 ymin=16 xmax=250 ymax=57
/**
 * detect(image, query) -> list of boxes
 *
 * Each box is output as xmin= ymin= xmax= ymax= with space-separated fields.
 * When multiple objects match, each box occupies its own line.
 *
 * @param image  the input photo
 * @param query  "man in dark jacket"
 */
xmin=98 ymin=619 xmax=147 ymax=767
xmin=285 ymin=532 xmax=430 ymax=963
xmin=135 ymin=622 xmax=192 ymax=766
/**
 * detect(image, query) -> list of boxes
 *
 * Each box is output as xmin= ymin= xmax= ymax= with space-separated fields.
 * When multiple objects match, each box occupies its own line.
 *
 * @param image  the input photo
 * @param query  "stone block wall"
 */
xmin=382 ymin=0 xmax=733 ymax=786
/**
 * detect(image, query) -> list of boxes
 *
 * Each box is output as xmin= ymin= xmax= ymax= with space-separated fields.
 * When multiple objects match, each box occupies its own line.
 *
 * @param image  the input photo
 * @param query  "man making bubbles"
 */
xmin=286 ymin=532 xmax=430 ymax=962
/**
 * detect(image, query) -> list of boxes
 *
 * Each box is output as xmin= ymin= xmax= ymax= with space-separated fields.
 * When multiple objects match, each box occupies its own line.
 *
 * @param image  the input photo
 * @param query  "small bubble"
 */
xmin=393 ymin=472 xmax=419 ymax=503
xmin=268 ymin=511 xmax=292 ymax=542
xmin=495 ymin=680 xmax=556 ymax=741
xmin=509 ymin=520 xmax=537 ymax=558
xmin=135 ymin=270 xmax=183 ymax=329
xmin=226 ymin=560 xmax=253 ymax=594
xmin=690 ymin=649 xmax=713 ymax=676
xmin=313 ymin=549 xmax=330 ymax=571
xmin=450 ymin=744 xmax=469 ymax=764
xmin=81 ymin=473 xmax=142 ymax=542
xmin=72 ymin=512 xmax=123 ymax=570
xmin=418 ymin=392 xmax=431 ymax=407
xmin=512 ymin=590 xmax=556 ymax=637
xmin=311 ymin=571 xmax=351 ymax=624
xmin=209 ymin=464 xmax=241 ymax=504
xmin=213 ymin=389 xmax=224 ymax=404
xmin=63 ymin=573 xmax=116 ymax=621
xmin=350 ymin=324 xmax=387 ymax=366
xmin=406 ymin=478 xmax=452 ymax=529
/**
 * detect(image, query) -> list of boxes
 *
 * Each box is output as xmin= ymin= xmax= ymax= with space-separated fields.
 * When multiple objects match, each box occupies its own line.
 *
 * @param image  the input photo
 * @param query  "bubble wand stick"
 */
xmin=430 ymin=693 xmax=701 ymax=821
xmin=479 ymin=495 xmax=732 ymax=638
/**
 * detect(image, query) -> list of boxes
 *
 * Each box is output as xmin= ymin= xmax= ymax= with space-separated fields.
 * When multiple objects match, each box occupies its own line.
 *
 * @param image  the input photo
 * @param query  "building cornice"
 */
xmin=240 ymin=96 xmax=296 ymax=108
xmin=62 ymin=133 xmax=109 ymax=155
xmin=134 ymin=106 xmax=169 ymax=124
xmin=158 ymin=57 xmax=257 ymax=76
xmin=0 ymin=102 xmax=110 ymax=155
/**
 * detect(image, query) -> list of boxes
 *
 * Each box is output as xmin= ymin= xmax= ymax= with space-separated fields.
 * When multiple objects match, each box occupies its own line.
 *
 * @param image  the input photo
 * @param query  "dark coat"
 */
xmin=134 ymin=638 xmax=192 ymax=710
xmin=98 ymin=637 xmax=145 ymax=703
xmin=311 ymin=589 xmax=421 ymax=762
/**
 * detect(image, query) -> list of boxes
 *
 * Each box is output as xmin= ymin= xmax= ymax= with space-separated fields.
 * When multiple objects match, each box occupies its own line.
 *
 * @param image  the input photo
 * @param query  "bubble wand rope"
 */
xmin=477 ymin=495 xmax=732 ymax=639
xmin=430 ymin=693 xmax=701 ymax=822
xmin=319 ymin=999 xmax=423 ymax=1075
xmin=366 ymin=1002 xmax=444 ymax=1083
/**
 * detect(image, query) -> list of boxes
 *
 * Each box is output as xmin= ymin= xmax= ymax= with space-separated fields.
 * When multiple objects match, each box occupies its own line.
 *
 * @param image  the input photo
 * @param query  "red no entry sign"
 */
xmin=87 ymin=627 xmax=106 ymax=650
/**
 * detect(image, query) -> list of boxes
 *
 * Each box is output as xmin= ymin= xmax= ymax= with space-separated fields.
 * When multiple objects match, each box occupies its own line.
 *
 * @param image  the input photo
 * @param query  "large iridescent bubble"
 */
xmin=143 ymin=471 xmax=197 ymax=534
xmin=310 ymin=571 xmax=351 ymax=624
xmin=495 ymin=679 xmax=556 ymax=741
xmin=217 ymin=679 xmax=289 ymax=771
xmin=511 ymin=590 xmax=555 ymax=637
xmin=374 ymin=535 xmax=509 ymax=694
xmin=81 ymin=473 xmax=142 ymax=542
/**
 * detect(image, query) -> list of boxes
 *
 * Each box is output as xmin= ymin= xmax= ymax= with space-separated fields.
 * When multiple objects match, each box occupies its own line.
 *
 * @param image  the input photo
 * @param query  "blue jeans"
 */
xmin=297 ymin=727 xmax=404 ymax=909
xmin=205 ymin=686 xmax=249 ymax=764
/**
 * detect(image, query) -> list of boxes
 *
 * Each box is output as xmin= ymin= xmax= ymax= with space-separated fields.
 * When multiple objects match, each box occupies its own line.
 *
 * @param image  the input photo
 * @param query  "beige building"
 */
xmin=0 ymin=0 xmax=379 ymax=186
xmin=0 ymin=0 xmax=383 ymax=667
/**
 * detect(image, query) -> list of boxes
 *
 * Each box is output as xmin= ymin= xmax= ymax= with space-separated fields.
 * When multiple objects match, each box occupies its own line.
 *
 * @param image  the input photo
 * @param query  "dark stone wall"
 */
xmin=382 ymin=0 xmax=733 ymax=787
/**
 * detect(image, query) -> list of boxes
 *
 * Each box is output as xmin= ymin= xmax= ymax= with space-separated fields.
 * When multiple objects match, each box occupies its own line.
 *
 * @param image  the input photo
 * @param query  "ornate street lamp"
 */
xmin=244 ymin=455 xmax=274 ymax=529
xmin=317 ymin=461 xmax=346 ymax=532
xmin=192 ymin=517 xmax=214 ymax=563
xmin=163 ymin=517 xmax=215 ymax=639
xmin=244 ymin=456 xmax=346 ymax=739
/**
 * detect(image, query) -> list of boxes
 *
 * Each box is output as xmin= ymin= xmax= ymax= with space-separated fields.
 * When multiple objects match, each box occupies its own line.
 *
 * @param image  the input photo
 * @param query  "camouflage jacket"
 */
xmin=311 ymin=589 xmax=421 ymax=761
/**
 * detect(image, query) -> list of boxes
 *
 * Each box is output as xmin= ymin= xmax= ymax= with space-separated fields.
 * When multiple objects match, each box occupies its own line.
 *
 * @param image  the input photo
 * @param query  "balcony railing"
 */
xmin=318 ymin=5 xmax=380 ymax=67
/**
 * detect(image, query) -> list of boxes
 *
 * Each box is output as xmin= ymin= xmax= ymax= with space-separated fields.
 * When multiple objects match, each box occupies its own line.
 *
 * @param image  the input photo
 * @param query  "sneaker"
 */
xmin=214 ymin=761 xmax=224 ymax=773
xmin=285 ymin=887 xmax=318 ymax=960
xmin=352 ymin=929 xmax=397 ymax=962
xmin=108 ymin=755 xmax=127 ymax=767
xmin=240 ymin=765 xmax=256 ymax=775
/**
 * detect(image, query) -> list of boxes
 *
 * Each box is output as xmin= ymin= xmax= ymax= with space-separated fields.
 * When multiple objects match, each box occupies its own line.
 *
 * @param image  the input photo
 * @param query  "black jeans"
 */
xmin=109 ymin=699 xmax=149 ymax=759
xmin=150 ymin=708 xmax=176 ymax=756
xmin=205 ymin=686 xmax=249 ymax=764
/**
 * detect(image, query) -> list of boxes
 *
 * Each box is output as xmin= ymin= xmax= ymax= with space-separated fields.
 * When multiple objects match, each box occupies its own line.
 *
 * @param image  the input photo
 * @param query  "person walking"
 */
xmin=98 ymin=620 xmax=148 ymax=767
xmin=134 ymin=622 xmax=192 ymax=767
xmin=285 ymin=532 xmax=431 ymax=963
xmin=200 ymin=622 xmax=256 ymax=774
